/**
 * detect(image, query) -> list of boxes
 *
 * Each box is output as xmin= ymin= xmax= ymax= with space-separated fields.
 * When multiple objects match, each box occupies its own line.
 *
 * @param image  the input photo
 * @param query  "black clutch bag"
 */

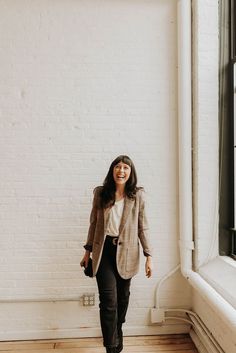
xmin=84 ymin=258 xmax=93 ymax=277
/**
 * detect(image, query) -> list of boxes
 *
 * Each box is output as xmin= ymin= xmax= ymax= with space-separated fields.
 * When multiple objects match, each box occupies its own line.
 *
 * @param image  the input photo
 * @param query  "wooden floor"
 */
xmin=0 ymin=334 xmax=198 ymax=353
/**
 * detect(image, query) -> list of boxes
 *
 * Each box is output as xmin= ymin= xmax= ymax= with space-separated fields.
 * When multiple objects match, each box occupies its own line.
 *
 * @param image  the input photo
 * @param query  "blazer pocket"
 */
xmin=125 ymin=245 xmax=139 ymax=272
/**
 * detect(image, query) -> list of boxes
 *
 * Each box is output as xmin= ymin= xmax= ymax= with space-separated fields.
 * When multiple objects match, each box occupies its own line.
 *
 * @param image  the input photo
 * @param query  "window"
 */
xmin=232 ymin=57 xmax=236 ymax=258
xmin=219 ymin=0 xmax=235 ymax=258
xmin=231 ymin=0 xmax=236 ymax=258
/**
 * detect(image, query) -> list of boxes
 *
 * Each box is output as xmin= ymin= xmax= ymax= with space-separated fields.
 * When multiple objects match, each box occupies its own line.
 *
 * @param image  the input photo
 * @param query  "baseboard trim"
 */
xmin=189 ymin=329 xmax=209 ymax=353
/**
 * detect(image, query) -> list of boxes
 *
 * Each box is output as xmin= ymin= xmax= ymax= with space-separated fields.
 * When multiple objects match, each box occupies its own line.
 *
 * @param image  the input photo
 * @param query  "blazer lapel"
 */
xmin=119 ymin=197 xmax=134 ymax=235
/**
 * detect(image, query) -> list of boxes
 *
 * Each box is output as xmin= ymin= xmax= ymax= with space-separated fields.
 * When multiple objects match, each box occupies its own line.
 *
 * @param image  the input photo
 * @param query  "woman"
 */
xmin=80 ymin=155 xmax=153 ymax=353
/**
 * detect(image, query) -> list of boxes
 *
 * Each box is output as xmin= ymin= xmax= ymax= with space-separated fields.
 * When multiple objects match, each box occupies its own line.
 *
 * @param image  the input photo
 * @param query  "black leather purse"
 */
xmin=84 ymin=258 xmax=93 ymax=277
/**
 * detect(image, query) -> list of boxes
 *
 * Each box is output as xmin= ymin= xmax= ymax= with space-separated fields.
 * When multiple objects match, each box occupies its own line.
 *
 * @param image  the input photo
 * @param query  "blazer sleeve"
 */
xmin=83 ymin=187 xmax=100 ymax=252
xmin=138 ymin=190 xmax=152 ymax=257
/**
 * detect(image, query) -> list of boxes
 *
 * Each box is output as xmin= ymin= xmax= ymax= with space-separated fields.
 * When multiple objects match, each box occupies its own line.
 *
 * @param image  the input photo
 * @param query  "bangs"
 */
xmin=113 ymin=155 xmax=132 ymax=168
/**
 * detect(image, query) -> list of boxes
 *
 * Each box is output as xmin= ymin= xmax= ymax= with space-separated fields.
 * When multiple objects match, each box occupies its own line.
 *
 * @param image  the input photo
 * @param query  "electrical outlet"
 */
xmin=82 ymin=293 xmax=95 ymax=306
xmin=150 ymin=308 xmax=165 ymax=324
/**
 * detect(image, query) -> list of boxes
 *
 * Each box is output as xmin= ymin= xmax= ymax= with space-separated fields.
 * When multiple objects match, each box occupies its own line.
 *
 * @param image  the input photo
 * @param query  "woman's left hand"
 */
xmin=145 ymin=256 xmax=153 ymax=278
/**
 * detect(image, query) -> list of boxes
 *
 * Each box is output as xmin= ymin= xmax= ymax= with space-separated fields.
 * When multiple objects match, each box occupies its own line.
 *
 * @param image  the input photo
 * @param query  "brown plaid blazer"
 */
xmin=84 ymin=186 xmax=152 ymax=279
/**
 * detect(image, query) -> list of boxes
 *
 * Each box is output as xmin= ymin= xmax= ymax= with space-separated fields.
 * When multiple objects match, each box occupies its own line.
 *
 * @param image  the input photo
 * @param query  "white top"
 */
xmin=105 ymin=198 xmax=125 ymax=237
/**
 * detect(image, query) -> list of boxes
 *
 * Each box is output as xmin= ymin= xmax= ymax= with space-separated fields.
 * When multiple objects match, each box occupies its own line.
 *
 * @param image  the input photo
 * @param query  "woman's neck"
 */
xmin=115 ymin=185 xmax=125 ymax=200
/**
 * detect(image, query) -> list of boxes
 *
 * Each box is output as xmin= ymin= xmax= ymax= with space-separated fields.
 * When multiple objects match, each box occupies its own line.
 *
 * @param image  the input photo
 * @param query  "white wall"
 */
xmin=192 ymin=0 xmax=219 ymax=269
xmin=0 ymin=0 xmax=192 ymax=340
xmin=192 ymin=1 xmax=236 ymax=352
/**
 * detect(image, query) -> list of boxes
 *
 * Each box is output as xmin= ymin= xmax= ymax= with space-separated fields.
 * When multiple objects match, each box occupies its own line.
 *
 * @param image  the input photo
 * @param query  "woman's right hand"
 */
xmin=80 ymin=250 xmax=91 ymax=268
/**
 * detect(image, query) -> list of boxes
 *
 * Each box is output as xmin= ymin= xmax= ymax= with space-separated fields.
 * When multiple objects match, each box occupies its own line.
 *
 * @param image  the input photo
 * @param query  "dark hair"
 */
xmin=99 ymin=155 xmax=142 ymax=209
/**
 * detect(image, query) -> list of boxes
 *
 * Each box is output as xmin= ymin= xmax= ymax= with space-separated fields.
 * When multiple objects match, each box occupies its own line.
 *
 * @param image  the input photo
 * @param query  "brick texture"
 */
xmin=0 ymin=0 xmax=191 ymax=339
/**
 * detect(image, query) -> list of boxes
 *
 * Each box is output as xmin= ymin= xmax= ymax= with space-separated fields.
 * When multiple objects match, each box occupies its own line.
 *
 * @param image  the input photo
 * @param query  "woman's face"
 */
xmin=113 ymin=162 xmax=131 ymax=186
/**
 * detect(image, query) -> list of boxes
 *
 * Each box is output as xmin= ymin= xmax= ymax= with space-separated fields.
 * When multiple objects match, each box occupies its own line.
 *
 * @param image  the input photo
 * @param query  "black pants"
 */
xmin=96 ymin=236 xmax=131 ymax=348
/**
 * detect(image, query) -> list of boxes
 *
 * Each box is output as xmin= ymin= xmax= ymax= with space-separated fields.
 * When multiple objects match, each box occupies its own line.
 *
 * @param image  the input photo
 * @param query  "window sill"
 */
xmin=198 ymin=256 xmax=236 ymax=309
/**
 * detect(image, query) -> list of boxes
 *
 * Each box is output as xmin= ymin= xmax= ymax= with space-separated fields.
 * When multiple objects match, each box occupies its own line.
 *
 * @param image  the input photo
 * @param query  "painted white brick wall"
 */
xmin=192 ymin=0 xmax=236 ymax=352
xmin=0 ymin=0 xmax=192 ymax=340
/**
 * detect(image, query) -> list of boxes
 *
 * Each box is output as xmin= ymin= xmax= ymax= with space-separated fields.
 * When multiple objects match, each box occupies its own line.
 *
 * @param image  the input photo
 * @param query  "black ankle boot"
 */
xmin=106 ymin=347 xmax=116 ymax=353
xmin=116 ymin=327 xmax=123 ymax=353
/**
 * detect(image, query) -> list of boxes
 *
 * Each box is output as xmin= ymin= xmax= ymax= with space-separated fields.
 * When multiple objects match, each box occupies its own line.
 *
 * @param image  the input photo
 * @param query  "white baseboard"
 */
xmin=189 ymin=327 xmax=222 ymax=353
xmin=190 ymin=329 xmax=209 ymax=353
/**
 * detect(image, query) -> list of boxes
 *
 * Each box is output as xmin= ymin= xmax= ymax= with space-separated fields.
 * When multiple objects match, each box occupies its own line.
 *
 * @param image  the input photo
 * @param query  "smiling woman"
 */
xmin=80 ymin=155 xmax=153 ymax=353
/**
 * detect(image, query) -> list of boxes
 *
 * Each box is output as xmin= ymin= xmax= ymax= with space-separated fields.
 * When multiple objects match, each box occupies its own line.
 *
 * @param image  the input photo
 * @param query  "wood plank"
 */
xmin=0 ymin=348 xmax=198 ymax=353
xmin=55 ymin=341 xmax=193 ymax=352
xmin=0 ymin=335 xmax=198 ymax=353
xmin=0 ymin=335 xmax=193 ymax=349
xmin=54 ymin=337 xmax=194 ymax=349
